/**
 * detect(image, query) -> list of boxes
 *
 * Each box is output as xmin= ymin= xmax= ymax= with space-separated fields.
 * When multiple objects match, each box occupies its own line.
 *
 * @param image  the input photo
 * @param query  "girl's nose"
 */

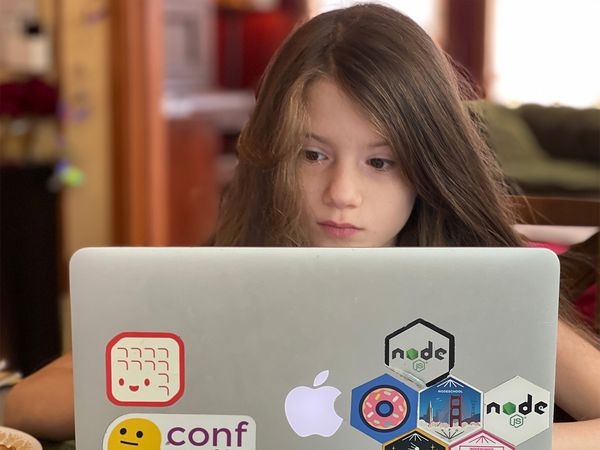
xmin=323 ymin=163 xmax=362 ymax=209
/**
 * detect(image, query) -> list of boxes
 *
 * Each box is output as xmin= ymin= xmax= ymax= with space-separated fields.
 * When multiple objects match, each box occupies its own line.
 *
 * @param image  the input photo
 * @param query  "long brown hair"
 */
xmin=214 ymin=3 xmax=520 ymax=248
xmin=212 ymin=4 xmax=593 ymax=335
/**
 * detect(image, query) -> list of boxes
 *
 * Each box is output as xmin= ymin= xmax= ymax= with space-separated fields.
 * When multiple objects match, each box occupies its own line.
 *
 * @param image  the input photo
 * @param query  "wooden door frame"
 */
xmin=110 ymin=0 xmax=169 ymax=246
xmin=442 ymin=0 xmax=488 ymax=96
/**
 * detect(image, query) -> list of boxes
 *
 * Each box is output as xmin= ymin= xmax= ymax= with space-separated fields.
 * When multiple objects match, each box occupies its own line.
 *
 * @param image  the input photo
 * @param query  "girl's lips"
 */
xmin=318 ymin=221 xmax=362 ymax=238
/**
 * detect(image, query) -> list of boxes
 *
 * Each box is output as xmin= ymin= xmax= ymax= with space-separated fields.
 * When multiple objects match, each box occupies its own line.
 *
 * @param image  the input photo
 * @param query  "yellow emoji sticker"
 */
xmin=107 ymin=418 xmax=161 ymax=450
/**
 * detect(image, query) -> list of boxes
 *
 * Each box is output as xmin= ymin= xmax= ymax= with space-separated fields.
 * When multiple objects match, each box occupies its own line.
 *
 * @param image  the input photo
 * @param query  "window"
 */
xmin=309 ymin=0 xmax=441 ymax=40
xmin=488 ymin=0 xmax=600 ymax=107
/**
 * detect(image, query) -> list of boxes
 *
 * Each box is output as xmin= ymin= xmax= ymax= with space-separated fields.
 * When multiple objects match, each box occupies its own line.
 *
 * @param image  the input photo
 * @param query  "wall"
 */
xmin=1 ymin=0 xmax=115 ymax=256
xmin=59 ymin=0 xmax=113 ymax=258
xmin=0 ymin=0 xmax=114 ymax=363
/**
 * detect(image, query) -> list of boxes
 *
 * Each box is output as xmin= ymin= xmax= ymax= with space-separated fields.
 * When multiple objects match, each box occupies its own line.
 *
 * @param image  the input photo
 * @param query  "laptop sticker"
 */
xmin=483 ymin=376 xmax=550 ymax=446
xmin=385 ymin=318 xmax=455 ymax=388
xmin=383 ymin=429 xmax=448 ymax=449
xmin=417 ymin=376 xmax=482 ymax=445
xmin=107 ymin=417 xmax=161 ymax=450
xmin=284 ymin=370 xmax=343 ymax=437
xmin=449 ymin=430 xmax=515 ymax=450
xmin=350 ymin=373 xmax=418 ymax=443
xmin=103 ymin=414 xmax=256 ymax=450
xmin=106 ymin=332 xmax=185 ymax=406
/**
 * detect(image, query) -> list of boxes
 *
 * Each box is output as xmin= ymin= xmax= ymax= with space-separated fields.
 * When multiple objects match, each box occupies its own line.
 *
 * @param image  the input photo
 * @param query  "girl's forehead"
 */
xmin=304 ymin=79 xmax=388 ymax=146
xmin=306 ymin=79 xmax=356 ymax=112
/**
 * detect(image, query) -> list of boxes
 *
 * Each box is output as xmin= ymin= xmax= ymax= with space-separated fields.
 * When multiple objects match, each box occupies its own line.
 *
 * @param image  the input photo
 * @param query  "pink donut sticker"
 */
xmin=361 ymin=386 xmax=409 ymax=431
xmin=351 ymin=374 xmax=418 ymax=443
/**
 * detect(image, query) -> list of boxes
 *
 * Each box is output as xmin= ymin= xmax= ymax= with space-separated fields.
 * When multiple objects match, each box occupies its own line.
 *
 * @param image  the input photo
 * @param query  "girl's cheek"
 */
xmin=300 ymin=164 xmax=324 ymax=179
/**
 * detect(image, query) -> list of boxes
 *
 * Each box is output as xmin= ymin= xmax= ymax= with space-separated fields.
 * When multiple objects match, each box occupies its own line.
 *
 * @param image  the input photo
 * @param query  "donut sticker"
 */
xmin=350 ymin=374 xmax=418 ymax=443
xmin=106 ymin=332 xmax=184 ymax=406
xmin=360 ymin=386 xmax=409 ymax=431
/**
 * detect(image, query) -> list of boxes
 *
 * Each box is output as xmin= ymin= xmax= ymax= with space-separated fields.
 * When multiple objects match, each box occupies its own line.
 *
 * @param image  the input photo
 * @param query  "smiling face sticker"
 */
xmin=104 ymin=414 xmax=257 ymax=450
xmin=107 ymin=418 xmax=161 ymax=450
xmin=106 ymin=332 xmax=185 ymax=406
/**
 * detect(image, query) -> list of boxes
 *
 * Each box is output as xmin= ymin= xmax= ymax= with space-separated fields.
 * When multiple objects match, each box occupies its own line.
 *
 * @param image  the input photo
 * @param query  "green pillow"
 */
xmin=477 ymin=101 xmax=548 ymax=164
xmin=471 ymin=101 xmax=599 ymax=191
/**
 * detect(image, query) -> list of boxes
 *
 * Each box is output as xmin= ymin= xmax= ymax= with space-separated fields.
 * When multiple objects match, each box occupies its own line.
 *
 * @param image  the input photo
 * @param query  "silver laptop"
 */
xmin=70 ymin=247 xmax=559 ymax=450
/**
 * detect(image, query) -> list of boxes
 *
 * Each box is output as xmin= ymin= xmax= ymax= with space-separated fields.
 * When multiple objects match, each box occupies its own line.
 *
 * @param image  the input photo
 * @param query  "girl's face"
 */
xmin=299 ymin=79 xmax=416 ymax=247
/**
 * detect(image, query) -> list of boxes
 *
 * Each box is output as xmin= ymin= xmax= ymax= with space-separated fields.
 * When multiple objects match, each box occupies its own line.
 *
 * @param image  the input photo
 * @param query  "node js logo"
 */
xmin=385 ymin=318 xmax=454 ymax=386
xmin=486 ymin=394 xmax=548 ymax=420
xmin=391 ymin=341 xmax=447 ymax=363
xmin=483 ymin=376 xmax=550 ymax=446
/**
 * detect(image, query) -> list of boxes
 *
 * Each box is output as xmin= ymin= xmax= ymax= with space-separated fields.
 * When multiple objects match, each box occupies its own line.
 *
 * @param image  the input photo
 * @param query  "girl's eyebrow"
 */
xmin=306 ymin=132 xmax=389 ymax=148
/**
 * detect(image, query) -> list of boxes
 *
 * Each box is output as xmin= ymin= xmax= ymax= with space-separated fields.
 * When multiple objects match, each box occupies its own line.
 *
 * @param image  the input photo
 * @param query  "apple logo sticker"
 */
xmin=284 ymin=370 xmax=343 ymax=437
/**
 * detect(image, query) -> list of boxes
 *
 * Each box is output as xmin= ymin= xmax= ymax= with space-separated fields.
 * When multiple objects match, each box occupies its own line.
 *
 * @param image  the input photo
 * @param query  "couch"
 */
xmin=476 ymin=101 xmax=600 ymax=196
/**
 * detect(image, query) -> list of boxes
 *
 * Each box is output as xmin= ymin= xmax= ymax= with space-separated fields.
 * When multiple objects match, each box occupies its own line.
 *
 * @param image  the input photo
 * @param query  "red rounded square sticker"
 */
xmin=106 ymin=332 xmax=185 ymax=406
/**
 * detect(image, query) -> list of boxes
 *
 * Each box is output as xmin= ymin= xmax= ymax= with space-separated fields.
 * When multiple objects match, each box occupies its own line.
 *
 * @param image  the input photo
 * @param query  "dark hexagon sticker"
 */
xmin=417 ymin=376 xmax=482 ymax=445
xmin=350 ymin=374 xmax=418 ymax=443
xmin=483 ymin=376 xmax=550 ymax=446
xmin=385 ymin=318 xmax=455 ymax=387
xmin=384 ymin=429 xmax=448 ymax=449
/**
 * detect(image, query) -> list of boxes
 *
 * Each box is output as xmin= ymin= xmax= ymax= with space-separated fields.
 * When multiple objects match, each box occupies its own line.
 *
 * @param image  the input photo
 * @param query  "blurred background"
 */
xmin=0 ymin=0 xmax=598 ymax=380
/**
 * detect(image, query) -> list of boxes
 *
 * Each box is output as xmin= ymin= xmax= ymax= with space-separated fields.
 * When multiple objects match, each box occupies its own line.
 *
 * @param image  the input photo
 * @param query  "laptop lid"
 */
xmin=70 ymin=247 xmax=559 ymax=450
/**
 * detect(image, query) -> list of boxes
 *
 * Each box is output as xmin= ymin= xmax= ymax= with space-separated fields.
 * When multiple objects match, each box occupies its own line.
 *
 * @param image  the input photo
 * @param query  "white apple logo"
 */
xmin=284 ymin=370 xmax=343 ymax=437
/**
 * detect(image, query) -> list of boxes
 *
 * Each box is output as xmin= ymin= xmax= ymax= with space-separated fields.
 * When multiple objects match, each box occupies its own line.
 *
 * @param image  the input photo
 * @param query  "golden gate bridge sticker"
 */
xmin=417 ymin=376 xmax=482 ymax=445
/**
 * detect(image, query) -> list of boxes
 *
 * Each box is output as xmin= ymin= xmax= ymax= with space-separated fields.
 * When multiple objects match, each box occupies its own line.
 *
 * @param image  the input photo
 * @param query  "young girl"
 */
xmin=212 ymin=3 xmax=600 ymax=448
xmin=5 ymin=4 xmax=600 ymax=447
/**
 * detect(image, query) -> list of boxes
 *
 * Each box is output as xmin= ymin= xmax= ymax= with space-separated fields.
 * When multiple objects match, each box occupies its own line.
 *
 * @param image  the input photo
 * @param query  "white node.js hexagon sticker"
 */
xmin=385 ymin=318 xmax=455 ymax=387
xmin=106 ymin=332 xmax=185 ymax=406
xmin=483 ymin=376 xmax=550 ymax=446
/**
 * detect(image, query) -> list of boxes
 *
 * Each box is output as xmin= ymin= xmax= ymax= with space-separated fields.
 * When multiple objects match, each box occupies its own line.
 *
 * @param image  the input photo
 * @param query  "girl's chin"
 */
xmin=310 ymin=237 xmax=396 ymax=248
xmin=311 ymin=238 xmax=377 ymax=248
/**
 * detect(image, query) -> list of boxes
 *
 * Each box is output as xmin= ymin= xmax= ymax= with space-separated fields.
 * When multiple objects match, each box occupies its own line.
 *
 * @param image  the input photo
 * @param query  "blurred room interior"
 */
xmin=0 ymin=0 xmax=598 ymax=395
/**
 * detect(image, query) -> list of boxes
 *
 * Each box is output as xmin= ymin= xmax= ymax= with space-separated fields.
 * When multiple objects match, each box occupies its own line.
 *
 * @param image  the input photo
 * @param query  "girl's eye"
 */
xmin=303 ymin=149 xmax=326 ymax=162
xmin=368 ymin=158 xmax=395 ymax=170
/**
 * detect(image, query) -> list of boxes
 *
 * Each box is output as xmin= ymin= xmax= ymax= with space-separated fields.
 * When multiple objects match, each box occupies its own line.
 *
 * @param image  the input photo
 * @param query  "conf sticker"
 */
xmin=103 ymin=413 xmax=256 ymax=450
xmin=106 ymin=332 xmax=185 ymax=406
